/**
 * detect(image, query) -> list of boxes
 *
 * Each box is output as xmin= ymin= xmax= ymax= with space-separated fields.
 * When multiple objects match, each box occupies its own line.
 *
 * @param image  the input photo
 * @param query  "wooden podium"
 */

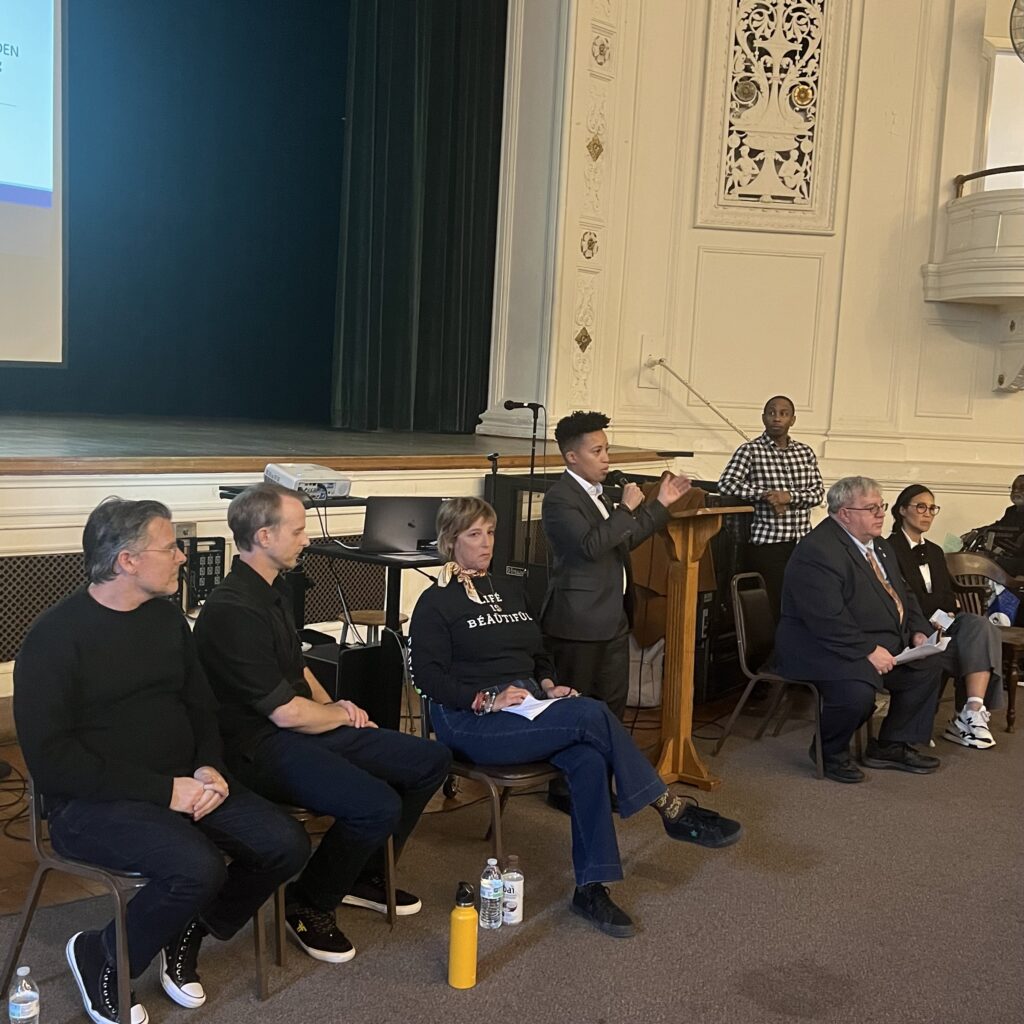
xmin=656 ymin=504 xmax=752 ymax=789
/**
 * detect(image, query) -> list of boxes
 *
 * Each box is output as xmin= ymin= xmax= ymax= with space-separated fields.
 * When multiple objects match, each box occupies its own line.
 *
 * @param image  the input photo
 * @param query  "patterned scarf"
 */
xmin=437 ymin=561 xmax=488 ymax=604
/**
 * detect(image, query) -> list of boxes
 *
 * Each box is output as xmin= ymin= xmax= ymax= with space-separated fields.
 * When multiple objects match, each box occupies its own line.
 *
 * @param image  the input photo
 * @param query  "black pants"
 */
xmin=48 ymin=786 xmax=309 ymax=978
xmin=817 ymin=662 xmax=943 ymax=756
xmin=747 ymin=540 xmax=797 ymax=623
xmin=233 ymin=727 xmax=451 ymax=912
xmin=545 ymin=614 xmax=631 ymax=720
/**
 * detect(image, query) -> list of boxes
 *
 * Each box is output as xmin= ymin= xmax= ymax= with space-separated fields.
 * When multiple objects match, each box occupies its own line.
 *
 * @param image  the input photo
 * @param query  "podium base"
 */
xmin=655 ymin=737 xmax=722 ymax=790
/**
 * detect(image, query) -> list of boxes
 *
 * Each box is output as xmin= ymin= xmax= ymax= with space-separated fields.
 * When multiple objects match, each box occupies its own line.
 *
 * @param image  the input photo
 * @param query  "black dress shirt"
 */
xmin=194 ymin=557 xmax=311 ymax=751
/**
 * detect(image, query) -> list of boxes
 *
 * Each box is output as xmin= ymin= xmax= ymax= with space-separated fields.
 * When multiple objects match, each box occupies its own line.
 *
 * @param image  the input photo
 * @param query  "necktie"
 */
xmin=864 ymin=549 xmax=904 ymax=623
xmin=597 ymin=491 xmax=614 ymax=515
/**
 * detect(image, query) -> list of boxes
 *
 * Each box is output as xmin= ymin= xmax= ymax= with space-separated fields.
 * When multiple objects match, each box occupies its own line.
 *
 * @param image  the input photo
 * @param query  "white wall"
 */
xmin=484 ymin=0 xmax=1022 ymax=531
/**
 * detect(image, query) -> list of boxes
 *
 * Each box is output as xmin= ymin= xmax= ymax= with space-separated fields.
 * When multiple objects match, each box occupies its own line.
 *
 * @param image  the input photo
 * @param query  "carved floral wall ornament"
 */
xmin=591 ymin=34 xmax=612 ymax=67
xmin=698 ymin=0 xmax=851 ymax=233
xmin=580 ymin=231 xmax=599 ymax=260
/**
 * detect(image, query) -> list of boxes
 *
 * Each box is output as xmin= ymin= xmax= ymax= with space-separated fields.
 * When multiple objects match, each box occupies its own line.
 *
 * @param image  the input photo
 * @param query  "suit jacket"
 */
xmin=887 ymin=530 xmax=958 ymax=621
xmin=540 ymin=471 xmax=670 ymax=641
xmin=774 ymin=516 xmax=931 ymax=690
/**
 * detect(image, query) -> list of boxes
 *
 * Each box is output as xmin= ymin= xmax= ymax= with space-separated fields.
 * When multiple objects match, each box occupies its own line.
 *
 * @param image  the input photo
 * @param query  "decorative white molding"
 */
xmin=697 ymin=0 xmax=852 ymax=234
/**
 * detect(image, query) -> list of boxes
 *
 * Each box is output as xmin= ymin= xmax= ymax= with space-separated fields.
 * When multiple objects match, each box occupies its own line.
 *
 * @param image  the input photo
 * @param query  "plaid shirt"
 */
xmin=718 ymin=432 xmax=824 ymax=544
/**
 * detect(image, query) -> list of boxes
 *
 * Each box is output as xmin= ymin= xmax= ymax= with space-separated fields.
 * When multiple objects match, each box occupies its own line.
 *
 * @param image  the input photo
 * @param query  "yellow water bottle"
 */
xmin=448 ymin=882 xmax=478 ymax=989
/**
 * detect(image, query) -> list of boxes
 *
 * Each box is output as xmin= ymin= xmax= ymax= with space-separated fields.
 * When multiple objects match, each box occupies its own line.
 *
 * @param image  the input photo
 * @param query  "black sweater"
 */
xmin=14 ymin=589 xmax=224 ymax=806
xmin=409 ymin=576 xmax=556 ymax=710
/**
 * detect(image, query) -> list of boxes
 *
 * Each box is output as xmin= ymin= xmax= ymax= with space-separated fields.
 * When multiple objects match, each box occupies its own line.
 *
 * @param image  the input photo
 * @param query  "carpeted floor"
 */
xmin=3 ymin=707 xmax=1022 ymax=1024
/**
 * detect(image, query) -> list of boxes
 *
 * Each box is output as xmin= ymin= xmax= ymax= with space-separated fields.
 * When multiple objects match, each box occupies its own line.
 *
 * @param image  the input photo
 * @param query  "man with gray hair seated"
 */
xmin=774 ymin=476 xmax=944 ymax=783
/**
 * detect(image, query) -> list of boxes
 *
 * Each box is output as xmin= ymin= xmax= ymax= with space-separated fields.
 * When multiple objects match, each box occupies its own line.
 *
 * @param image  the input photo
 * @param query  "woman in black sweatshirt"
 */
xmin=409 ymin=497 xmax=742 ymax=937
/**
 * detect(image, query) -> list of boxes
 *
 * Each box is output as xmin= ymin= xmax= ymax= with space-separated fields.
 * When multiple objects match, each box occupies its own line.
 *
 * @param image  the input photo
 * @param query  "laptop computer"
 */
xmin=358 ymin=496 xmax=444 ymax=555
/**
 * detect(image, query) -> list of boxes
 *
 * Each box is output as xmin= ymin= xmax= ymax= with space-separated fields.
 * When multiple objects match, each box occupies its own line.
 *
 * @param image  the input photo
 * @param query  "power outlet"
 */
xmin=637 ymin=335 xmax=662 ymax=389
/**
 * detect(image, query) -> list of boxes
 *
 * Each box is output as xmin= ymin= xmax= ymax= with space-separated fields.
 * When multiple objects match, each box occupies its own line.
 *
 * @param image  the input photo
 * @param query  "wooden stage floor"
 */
xmin=0 ymin=414 xmax=663 ymax=475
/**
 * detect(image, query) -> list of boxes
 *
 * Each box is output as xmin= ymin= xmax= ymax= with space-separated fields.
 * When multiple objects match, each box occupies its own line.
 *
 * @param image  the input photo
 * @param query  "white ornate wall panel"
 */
xmin=697 ymin=0 xmax=852 ymax=234
xmin=913 ymin=319 xmax=980 ymax=420
xmin=689 ymin=248 xmax=823 ymax=410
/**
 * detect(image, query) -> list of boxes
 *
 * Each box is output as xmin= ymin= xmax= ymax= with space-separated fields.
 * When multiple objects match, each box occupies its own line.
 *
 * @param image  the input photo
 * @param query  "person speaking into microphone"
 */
xmin=540 ymin=410 xmax=691 ymax=721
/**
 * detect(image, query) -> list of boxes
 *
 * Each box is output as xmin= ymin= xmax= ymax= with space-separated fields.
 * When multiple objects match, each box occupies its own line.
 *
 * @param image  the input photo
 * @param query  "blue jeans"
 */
xmin=430 ymin=696 xmax=665 ymax=886
xmin=232 ymin=726 xmax=451 ymax=912
xmin=47 ymin=786 xmax=309 ymax=978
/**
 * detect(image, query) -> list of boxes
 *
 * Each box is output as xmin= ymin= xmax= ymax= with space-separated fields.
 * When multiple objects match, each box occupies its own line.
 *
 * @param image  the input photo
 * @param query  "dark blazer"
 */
xmin=775 ymin=516 xmax=932 ymax=690
xmin=887 ymin=530 xmax=958 ymax=621
xmin=540 ymin=471 xmax=669 ymax=641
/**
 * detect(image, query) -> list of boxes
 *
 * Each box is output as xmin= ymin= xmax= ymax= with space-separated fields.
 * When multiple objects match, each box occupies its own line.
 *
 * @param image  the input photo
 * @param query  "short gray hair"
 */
xmin=228 ymin=482 xmax=305 ymax=551
xmin=827 ymin=476 xmax=881 ymax=515
xmin=83 ymin=497 xmax=173 ymax=584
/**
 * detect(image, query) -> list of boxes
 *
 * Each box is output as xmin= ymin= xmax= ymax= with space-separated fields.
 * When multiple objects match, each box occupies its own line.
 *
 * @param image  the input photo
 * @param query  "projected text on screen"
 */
xmin=0 ymin=2 xmax=54 ymax=207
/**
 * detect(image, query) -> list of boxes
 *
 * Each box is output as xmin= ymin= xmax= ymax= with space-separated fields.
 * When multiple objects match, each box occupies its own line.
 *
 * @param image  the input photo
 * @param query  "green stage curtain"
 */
xmin=331 ymin=0 xmax=507 ymax=433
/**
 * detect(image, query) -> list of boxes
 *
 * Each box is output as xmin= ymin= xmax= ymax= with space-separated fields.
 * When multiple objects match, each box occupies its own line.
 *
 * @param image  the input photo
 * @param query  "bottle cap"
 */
xmin=486 ymin=857 xmax=497 ymax=865
xmin=506 ymin=855 xmax=519 ymax=868
xmin=16 ymin=966 xmax=29 ymax=977
xmin=455 ymin=882 xmax=475 ymax=906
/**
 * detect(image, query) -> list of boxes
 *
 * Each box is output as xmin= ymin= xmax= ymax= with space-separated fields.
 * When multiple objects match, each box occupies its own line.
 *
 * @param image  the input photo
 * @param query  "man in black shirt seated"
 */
xmin=194 ymin=483 xmax=451 ymax=964
xmin=962 ymin=473 xmax=1024 ymax=578
xmin=14 ymin=498 xmax=309 ymax=1024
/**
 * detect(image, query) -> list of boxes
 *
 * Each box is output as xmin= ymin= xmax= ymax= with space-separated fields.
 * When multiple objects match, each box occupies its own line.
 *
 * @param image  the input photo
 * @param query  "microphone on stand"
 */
xmin=503 ymin=399 xmax=544 ymax=411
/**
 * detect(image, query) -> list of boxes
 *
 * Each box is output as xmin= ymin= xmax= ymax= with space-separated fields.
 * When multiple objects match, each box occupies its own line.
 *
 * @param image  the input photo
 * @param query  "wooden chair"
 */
xmin=0 ymin=780 xmax=277 ymax=1008
xmin=945 ymin=552 xmax=1024 ymax=732
xmin=340 ymin=610 xmax=409 ymax=645
xmin=713 ymin=573 xmax=828 ymax=776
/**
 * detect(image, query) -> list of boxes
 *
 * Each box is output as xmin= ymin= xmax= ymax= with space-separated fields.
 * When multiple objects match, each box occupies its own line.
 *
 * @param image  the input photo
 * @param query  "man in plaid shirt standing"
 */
xmin=718 ymin=395 xmax=824 ymax=619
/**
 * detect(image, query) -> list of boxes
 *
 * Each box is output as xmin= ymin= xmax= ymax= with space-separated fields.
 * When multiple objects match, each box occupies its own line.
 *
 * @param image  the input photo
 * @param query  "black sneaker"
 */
xmin=159 ymin=919 xmax=206 ymax=1008
xmin=663 ymin=798 xmax=743 ymax=847
xmin=342 ymin=875 xmax=422 ymax=916
xmin=862 ymin=739 xmax=940 ymax=774
xmin=66 ymin=931 xmax=149 ymax=1024
xmin=285 ymin=905 xmax=356 ymax=963
xmin=570 ymin=884 xmax=636 ymax=938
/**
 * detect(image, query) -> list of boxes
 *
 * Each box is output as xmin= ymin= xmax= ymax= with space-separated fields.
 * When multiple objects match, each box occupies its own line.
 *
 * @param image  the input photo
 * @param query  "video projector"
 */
xmin=264 ymin=463 xmax=352 ymax=498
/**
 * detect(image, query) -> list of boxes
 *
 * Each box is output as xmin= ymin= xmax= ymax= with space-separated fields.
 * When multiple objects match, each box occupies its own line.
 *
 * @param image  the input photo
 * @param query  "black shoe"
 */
xmin=809 ymin=741 xmax=865 ymax=784
xmin=285 ymin=903 xmax=356 ymax=963
xmin=159 ymin=919 xmax=206 ymax=1008
xmin=66 ymin=931 xmax=149 ymax=1024
xmin=662 ymin=798 xmax=743 ymax=847
xmin=342 ymin=875 xmax=422 ymax=916
xmin=570 ymin=884 xmax=636 ymax=938
xmin=862 ymin=739 xmax=940 ymax=774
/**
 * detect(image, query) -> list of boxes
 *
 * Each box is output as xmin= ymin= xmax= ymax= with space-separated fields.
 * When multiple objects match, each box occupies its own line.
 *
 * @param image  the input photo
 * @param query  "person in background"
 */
xmin=14 ymin=498 xmax=308 ymax=1024
xmin=410 ymin=497 xmax=742 ymax=939
xmin=718 ymin=395 xmax=824 ymax=620
xmin=961 ymin=473 xmax=1024 ymax=578
xmin=889 ymin=484 xmax=1004 ymax=749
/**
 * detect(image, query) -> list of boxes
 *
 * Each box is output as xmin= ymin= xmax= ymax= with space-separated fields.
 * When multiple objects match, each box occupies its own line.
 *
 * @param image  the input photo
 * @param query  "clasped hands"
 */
xmin=487 ymin=680 xmax=579 ymax=710
xmin=170 ymin=766 xmax=230 ymax=821
xmin=762 ymin=489 xmax=792 ymax=515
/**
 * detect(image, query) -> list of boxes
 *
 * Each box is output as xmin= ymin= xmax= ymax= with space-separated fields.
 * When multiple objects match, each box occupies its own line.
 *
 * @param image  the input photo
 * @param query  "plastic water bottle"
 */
xmin=479 ymin=857 xmax=503 ymax=929
xmin=8 ymin=967 xmax=39 ymax=1024
xmin=502 ymin=855 xmax=524 ymax=925
xmin=447 ymin=882 xmax=478 ymax=988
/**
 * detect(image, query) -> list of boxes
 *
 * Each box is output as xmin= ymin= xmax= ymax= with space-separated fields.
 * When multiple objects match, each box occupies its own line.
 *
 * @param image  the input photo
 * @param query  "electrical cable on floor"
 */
xmin=0 ymin=762 xmax=29 ymax=841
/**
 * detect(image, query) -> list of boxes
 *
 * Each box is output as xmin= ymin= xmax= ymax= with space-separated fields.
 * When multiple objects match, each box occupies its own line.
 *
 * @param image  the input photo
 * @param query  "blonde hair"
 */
xmin=436 ymin=497 xmax=497 ymax=560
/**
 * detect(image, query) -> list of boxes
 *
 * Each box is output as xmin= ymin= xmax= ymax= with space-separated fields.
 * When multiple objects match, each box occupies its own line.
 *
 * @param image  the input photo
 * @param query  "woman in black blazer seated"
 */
xmin=890 ymin=484 xmax=1004 ymax=749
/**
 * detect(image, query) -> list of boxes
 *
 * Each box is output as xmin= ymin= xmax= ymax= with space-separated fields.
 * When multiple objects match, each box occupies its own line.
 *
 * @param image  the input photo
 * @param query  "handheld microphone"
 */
xmin=606 ymin=470 xmax=633 ymax=488
xmin=503 ymin=399 xmax=544 ymax=411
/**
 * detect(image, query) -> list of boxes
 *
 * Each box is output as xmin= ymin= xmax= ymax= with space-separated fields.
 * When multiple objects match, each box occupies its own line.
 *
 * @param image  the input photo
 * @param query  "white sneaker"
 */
xmin=942 ymin=704 xmax=996 ymax=749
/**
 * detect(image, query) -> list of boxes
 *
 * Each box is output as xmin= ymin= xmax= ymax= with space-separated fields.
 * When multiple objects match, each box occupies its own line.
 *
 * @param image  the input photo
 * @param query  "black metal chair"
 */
xmin=712 ymin=573 xmax=827 ymax=777
xmin=0 ymin=777 xmax=278 ymax=1004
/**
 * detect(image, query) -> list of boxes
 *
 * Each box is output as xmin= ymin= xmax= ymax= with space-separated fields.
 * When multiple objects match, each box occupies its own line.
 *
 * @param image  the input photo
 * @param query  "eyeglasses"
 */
xmin=908 ymin=503 xmax=940 ymax=515
xmin=132 ymin=544 xmax=181 ymax=557
xmin=843 ymin=503 xmax=888 ymax=515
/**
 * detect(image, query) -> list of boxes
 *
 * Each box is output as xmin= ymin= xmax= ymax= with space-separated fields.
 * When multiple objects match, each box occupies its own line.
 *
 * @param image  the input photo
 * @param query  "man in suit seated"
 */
xmin=774 ymin=476 xmax=945 ymax=783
